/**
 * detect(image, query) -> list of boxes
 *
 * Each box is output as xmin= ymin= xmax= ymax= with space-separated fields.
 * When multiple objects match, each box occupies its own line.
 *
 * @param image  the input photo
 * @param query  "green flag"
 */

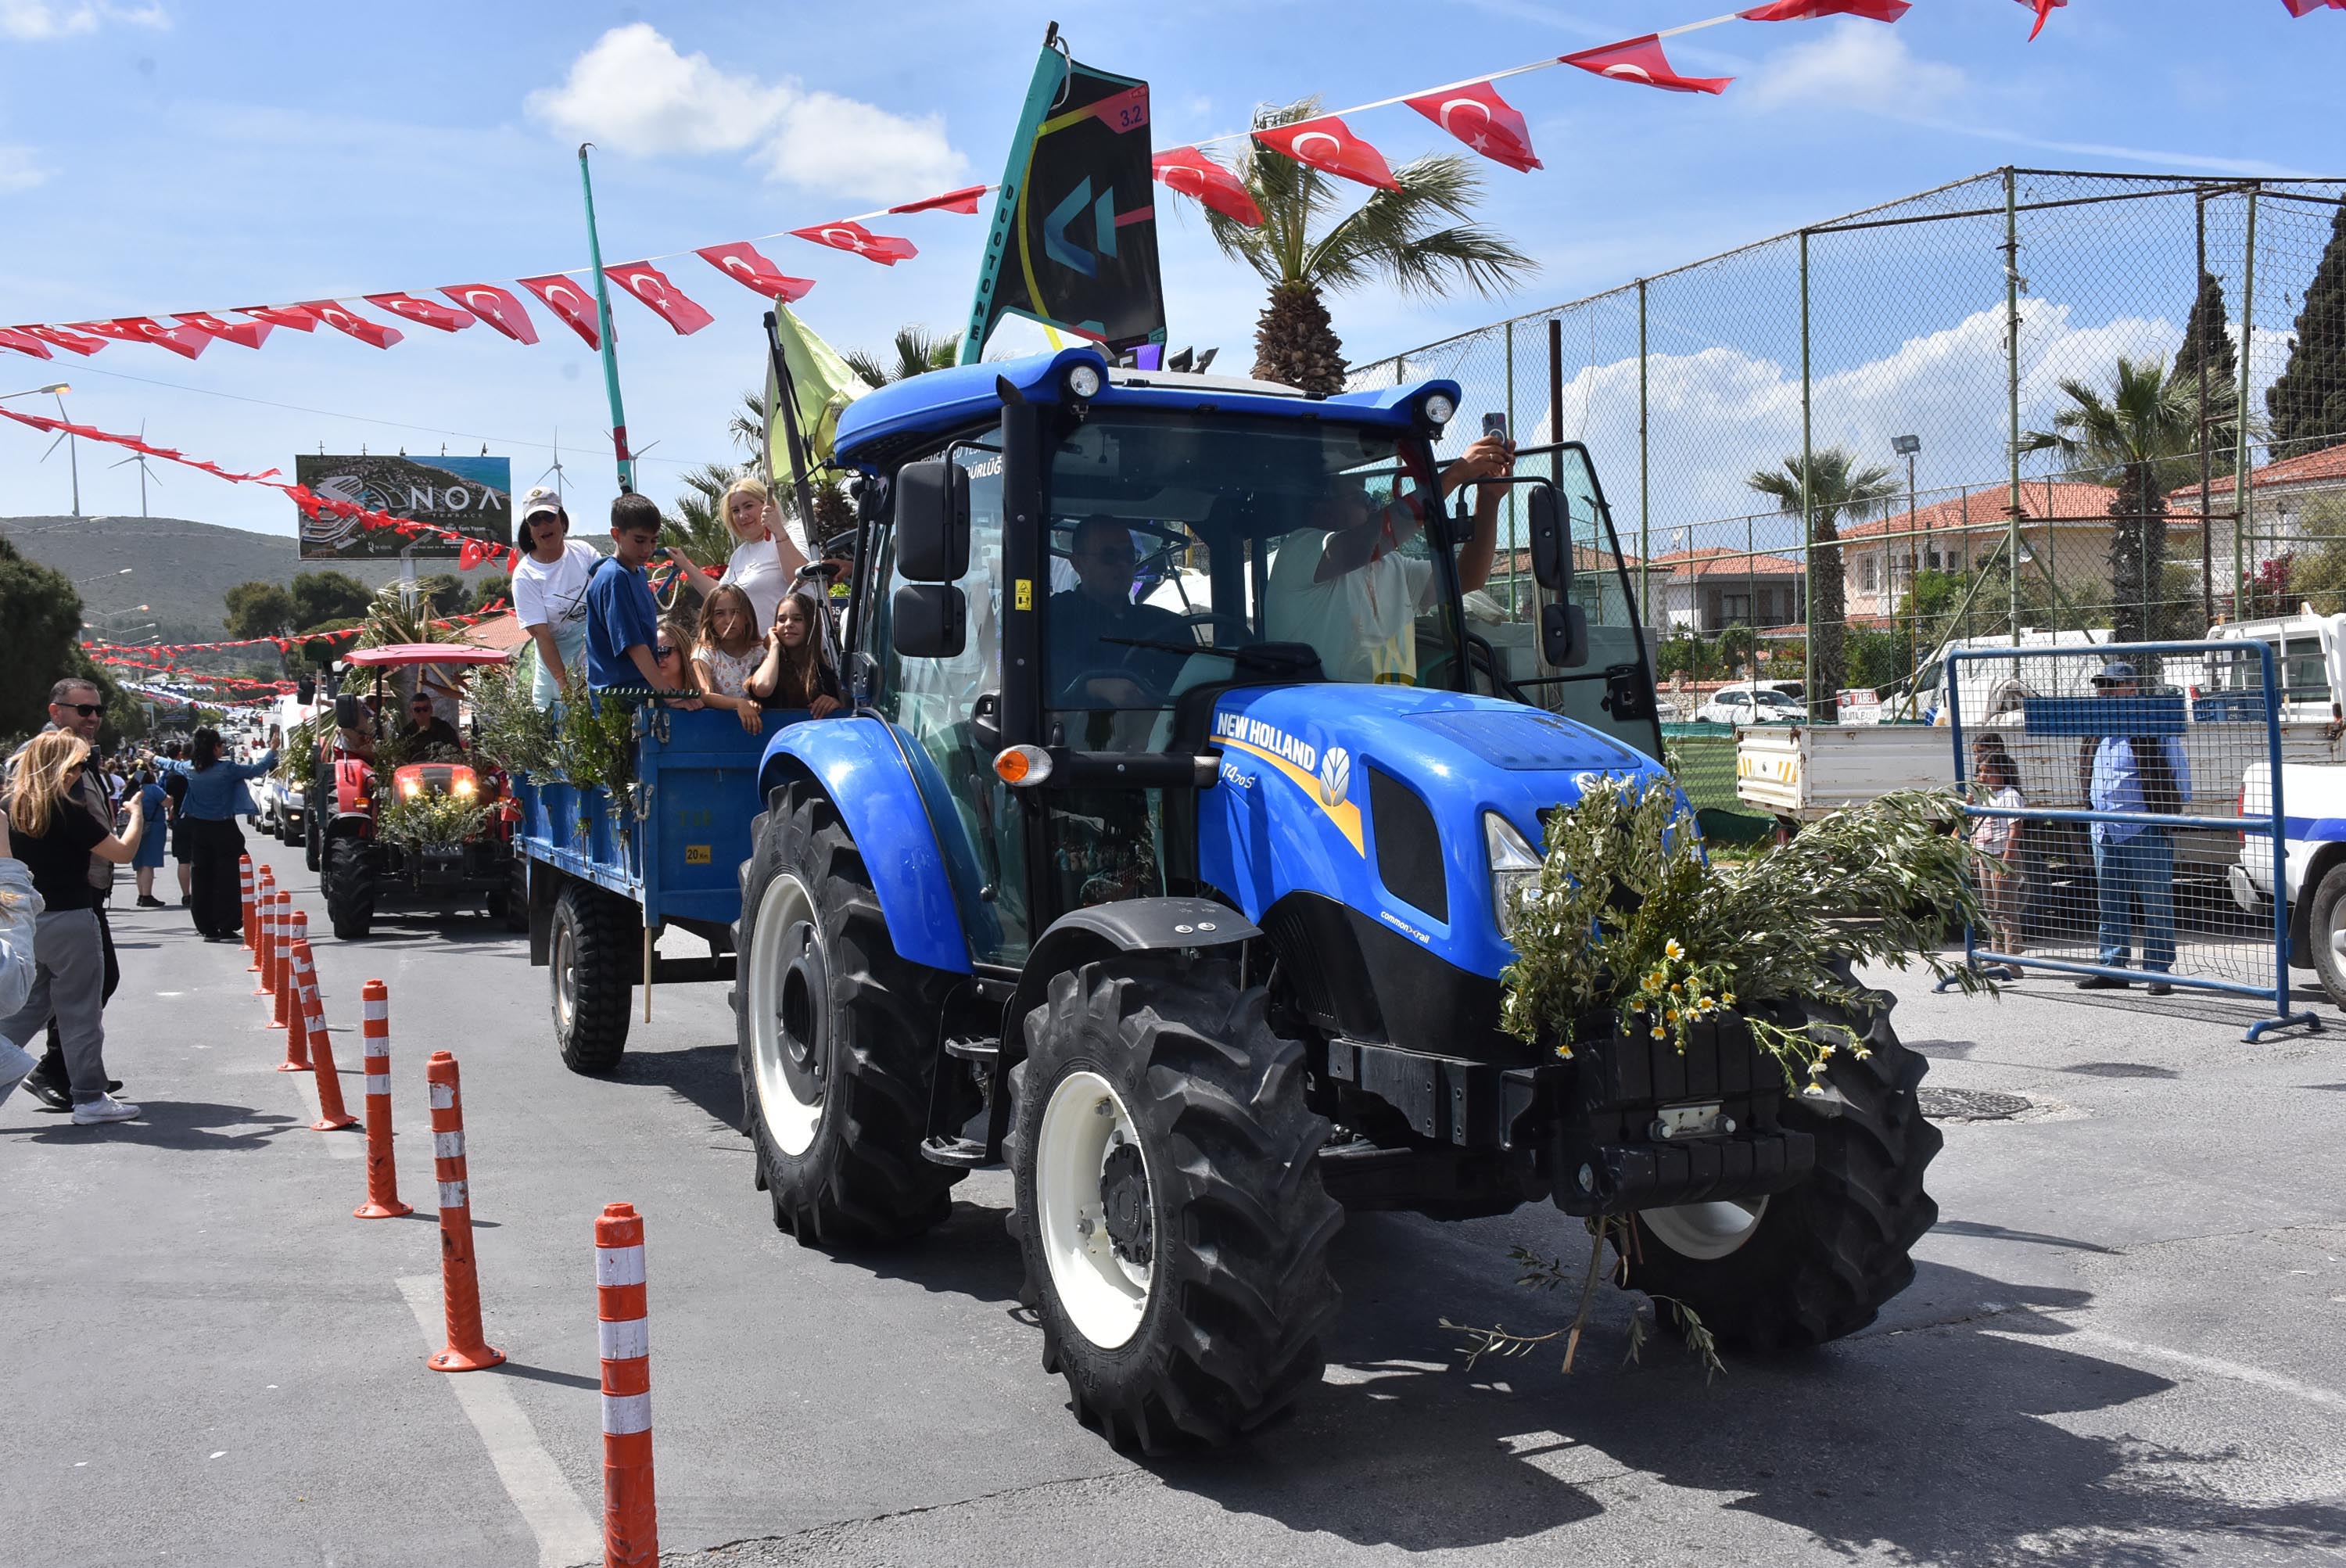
xmin=766 ymin=303 xmax=873 ymax=475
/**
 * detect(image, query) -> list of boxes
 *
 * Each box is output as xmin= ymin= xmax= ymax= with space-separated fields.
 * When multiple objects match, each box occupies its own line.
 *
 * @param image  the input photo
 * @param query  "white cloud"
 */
xmin=526 ymin=23 xmax=967 ymax=200
xmin=0 ymin=143 xmax=48 ymax=192
xmin=0 ymin=2 xmax=166 ymax=39
xmin=1748 ymin=22 xmax=1969 ymax=117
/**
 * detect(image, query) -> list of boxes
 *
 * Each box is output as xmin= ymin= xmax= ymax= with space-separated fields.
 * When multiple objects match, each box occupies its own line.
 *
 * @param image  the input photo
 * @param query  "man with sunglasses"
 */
xmin=1045 ymin=515 xmax=1193 ymax=712
xmin=403 ymin=691 xmax=465 ymax=754
xmin=2 ymin=679 xmax=124 ymax=1110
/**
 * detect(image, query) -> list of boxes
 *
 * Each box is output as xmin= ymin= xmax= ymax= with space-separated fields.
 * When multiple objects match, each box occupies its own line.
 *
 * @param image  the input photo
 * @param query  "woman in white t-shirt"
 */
xmin=510 ymin=488 xmax=604 ymax=707
xmin=666 ymin=475 xmax=808 ymax=630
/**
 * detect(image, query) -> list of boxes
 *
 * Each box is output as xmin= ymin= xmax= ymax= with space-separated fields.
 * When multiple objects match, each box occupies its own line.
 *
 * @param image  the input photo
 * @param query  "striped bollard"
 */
xmin=250 ymin=871 xmax=274 ymax=985
xmin=425 ymin=1052 xmax=504 ymax=1372
xmin=353 ymin=981 xmax=411 ymax=1218
xmin=239 ymin=856 xmax=256 ymax=951
xmin=292 ymin=940 xmax=357 ymax=1132
xmin=597 ymin=1204 xmax=658 ymax=1567
xmin=274 ymin=908 xmax=311 ymax=1071
xmin=271 ymin=892 xmax=296 ymax=1027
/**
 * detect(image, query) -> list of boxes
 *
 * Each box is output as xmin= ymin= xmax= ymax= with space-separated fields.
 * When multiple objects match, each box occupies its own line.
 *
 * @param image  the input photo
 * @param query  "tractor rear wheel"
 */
xmin=1620 ymin=971 xmax=1940 ymax=1351
xmin=735 ymin=784 xmax=965 ymax=1245
xmin=1007 ymin=955 xmax=1343 ymax=1453
xmin=323 ymin=837 xmax=375 ymax=940
xmin=550 ymin=882 xmax=633 ymax=1073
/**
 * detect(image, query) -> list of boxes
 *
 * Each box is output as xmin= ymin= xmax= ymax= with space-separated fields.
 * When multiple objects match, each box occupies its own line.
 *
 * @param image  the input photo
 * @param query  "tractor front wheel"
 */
xmin=322 ymin=837 xmax=375 ymax=940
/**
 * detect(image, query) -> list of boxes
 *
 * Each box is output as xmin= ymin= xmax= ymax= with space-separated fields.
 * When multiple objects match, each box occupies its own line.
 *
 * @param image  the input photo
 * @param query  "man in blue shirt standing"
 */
xmin=2076 ymin=661 xmax=2188 ymax=995
xmin=586 ymin=493 xmax=698 ymax=705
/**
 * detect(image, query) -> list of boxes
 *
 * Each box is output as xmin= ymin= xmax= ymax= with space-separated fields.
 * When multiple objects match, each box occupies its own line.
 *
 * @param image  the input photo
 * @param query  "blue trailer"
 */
xmin=522 ymin=343 xmax=1942 ymax=1454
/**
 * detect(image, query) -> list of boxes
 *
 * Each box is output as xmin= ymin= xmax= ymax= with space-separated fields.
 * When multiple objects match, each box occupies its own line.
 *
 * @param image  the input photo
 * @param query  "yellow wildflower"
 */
xmin=1645 ymin=970 xmax=1667 ymax=992
xmin=1665 ymin=938 xmax=1684 ymax=960
xmin=1723 ymin=990 xmax=1737 ymax=1006
xmin=1649 ymin=1025 xmax=1666 ymax=1040
xmin=1665 ymin=1008 xmax=1679 ymax=1024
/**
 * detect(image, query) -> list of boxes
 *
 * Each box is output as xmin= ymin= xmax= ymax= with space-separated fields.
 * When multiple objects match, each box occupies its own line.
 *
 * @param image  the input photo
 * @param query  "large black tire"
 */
xmin=734 ymin=784 xmax=966 ymax=1244
xmin=551 ymin=881 xmax=633 ymax=1073
xmin=1621 ymin=974 xmax=1940 ymax=1351
xmin=490 ymin=853 xmax=530 ymax=933
xmin=323 ymin=836 xmax=375 ymax=940
xmin=304 ymin=798 xmax=323 ymax=873
xmin=2305 ymin=863 xmax=2346 ymax=1009
xmin=1007 ymin=955 xmax=1343 ymax=1453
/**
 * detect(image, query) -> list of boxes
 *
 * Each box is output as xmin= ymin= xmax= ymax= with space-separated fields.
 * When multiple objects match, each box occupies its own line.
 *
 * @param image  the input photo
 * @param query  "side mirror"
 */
xmin=1526 ymin=484 xmax=1566 ymax=590
xmin=334 ymin=693 xmax=364 ymax=730
xmin=891 ymin=583 xmax=967 ymax=659
xmin=894 ymin=460 xmax=970 ymax=583
xmin=296 ymin=676 xmax=317 ymax=705
xmin=1541 ymin=601 xmax=1589 ymax=669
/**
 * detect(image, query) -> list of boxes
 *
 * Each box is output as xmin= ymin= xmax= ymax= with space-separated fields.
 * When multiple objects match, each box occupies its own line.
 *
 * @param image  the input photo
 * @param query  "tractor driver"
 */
xmin=404 ymin=691 xmax=464 ymax=753
xmin=1264 ymin=433 xmax=1512 ymax=685
xmin=1044 ymin=516 xmax=1194 ymax=712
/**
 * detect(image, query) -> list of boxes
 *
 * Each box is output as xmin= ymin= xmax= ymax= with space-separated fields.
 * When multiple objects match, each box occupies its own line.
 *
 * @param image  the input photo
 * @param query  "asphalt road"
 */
xmin=5 ymin=850 xmax=2344 ymax=1567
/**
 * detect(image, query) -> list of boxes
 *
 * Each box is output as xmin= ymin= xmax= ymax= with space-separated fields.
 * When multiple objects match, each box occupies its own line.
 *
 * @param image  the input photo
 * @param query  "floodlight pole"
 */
xmin=577 ymin=143 xmax=634 ymax=495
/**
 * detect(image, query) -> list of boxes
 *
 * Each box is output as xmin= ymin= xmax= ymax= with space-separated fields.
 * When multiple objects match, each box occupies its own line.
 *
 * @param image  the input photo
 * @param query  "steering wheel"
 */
xmin=1057 ymin=666 xmax=1168 ymax=708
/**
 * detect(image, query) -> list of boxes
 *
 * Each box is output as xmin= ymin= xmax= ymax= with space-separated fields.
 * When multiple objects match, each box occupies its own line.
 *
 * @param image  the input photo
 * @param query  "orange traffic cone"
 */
xmin=353 ymin=980 xmax=411 ymax=1218
xmin=597 ymin=1203 xmax=658 ymax=1567
xmin=425 ymin=1052 xmax=504 ymax=1372
xmin=270 ymin=895 xmax=296 ymax=1029
xmin=292 ymin=941 xmax=357 ymax=1132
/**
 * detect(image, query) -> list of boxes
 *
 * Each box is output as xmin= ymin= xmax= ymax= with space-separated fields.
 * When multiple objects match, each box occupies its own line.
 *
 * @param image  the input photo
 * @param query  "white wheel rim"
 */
xmin=551 ymin=919 xmax=576 ymax=1035
xmin=1642 ymin=1196 xmax=1770 ymax=1262
xmin=746 ymin=871 xmax=823 ymax=1156
xmin=1035 ymin=1070 xmax=1154 ymax=1350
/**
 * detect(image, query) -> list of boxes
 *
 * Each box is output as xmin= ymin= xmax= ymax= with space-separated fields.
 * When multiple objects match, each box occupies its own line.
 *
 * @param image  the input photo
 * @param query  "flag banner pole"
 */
xmin=962 ymin=27 xmax=1073 ymax=364
xmin=576 ymin=144 xmax=635 ymax=493
xmin=763 ymin=309 xmax=820 ymax=547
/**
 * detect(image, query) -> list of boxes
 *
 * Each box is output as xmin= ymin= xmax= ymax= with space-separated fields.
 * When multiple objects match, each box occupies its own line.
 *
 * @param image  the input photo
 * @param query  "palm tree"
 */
xmin=1202 ymin=99 xmax=1534 ymax=395
xmin=1747 ymin=450 xmax=1900 ymax=716
xmin=2023 ymin=355 xmax=2224 ymax=644
xmin=845 ymin=325 xmax=956 ymax=389
xmin=662 ymin=460 xmax=745 ymax=569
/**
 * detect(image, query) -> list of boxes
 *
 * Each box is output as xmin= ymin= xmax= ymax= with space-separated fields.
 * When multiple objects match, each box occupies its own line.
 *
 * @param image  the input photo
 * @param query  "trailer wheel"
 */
xmin=735 ymin=784 xmax=964 ymax=1245
xmin=2306 ymin=863 xmax=2346 ymax=1010
xmin=1620 ymin=969 xmax=1940 ymax=1350
xmin=551 ymin=882 xmax=633 ymax=1074
xmin=1007 ymin=955 xmax=1343 ymax=1453
xmin=323 ymin=837 xmax=375 ymax=940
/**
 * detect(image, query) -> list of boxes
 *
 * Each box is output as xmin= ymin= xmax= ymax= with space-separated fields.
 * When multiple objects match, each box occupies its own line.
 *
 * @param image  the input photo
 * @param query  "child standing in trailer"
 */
xmin=1971 ymin=748 xmax=2029 ymax=979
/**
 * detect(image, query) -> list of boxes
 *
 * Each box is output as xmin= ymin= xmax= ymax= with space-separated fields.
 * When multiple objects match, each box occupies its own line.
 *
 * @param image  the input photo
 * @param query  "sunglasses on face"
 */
xmin=60 ymin=702 xmax=101 ymax=718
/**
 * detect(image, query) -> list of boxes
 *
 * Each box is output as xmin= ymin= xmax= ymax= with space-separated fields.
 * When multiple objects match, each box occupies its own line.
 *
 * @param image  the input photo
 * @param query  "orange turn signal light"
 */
xmin=994 ymin=745 xmax=1052 ymax=787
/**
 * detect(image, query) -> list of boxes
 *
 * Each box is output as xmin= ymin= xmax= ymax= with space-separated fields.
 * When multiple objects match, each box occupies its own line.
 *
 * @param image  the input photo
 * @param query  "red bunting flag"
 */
xmin=888 ymin=184 xmax=990 ymax=216
xmin=0 ymin=328 xmax=55 ymax=359
xmin=364 ymin=292 xmax=475 ymax=332
xmin=175 ymin=312 xmax=273 ymax=350
xmin=458 ymin=537 xmax=486 ymax=571
xmin=70 ymin=318 xmax=212 ymax=359
xmin=2018 ymin=0 xmax=2064 ymax=37
xmin=1151 ymin=147 xmax=1263 ymax=226
xmin=300 ymin=300 xmax=404 ymax=350
xmin=239 ymin=304 xmax=321 ymax=332
xmin=21 ymin=325 xmax=106 ymax=355
xmin=517 ymin=274 xmax=603 ymax=346
xmin=1404 ymin=81 xmax=1541 ymax=173
xmin=604 ymin=261 xmax=715 ymax=335
xmin=695 ymin=242 xmax=816 ymax=302
xmin=2283 ymin=0 xmax=2346 ymax=12
xmin=1739 ymin=0 xmax=1908 ymax=19
xmin=440 ymin=284 xmax=539 ymax=344
xmin=789 ymin=221 xmax=919 ymax=265
xmin=1562 ymin=35 xmax=1733 ymax=95
xmin=1252 ymin=116 xmax=1399 ymax=191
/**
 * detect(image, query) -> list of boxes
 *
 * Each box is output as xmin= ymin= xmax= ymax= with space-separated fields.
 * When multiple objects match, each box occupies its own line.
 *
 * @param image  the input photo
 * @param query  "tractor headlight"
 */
xmin=1420 ymin=391 xmax=1457 ymax=429
xmin=1484 ymin=811 xmax=1542 ymax=937
xmin=1065 ymin=362 xmax=1104 ymax=400
xmin=452 ymin=774 xmax=477 ymax=798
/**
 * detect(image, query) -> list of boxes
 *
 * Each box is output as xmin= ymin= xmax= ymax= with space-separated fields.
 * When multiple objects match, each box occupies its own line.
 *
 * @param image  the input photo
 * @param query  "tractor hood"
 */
xmin=1196 ymin=684 xmax=1672 ymax=985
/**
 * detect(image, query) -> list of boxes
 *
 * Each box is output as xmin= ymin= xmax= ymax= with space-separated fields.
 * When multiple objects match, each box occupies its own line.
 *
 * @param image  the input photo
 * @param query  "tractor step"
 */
xmin=920 ymin=1135 xmax=995 ymax=1169
xmin=943 ymin=1036 xmax=999 ymax=1064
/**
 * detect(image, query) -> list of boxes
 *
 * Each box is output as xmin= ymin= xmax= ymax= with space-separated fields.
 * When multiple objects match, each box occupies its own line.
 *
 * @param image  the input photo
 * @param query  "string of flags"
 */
xmin=7 ymin=0 xmax=2286 ymax=364
xmin=81 ymin=601 xmax=510 ymax=663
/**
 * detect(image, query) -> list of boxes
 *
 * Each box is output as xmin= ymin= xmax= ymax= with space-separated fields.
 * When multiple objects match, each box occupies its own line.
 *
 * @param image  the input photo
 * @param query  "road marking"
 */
xmin=393 ymin=1275 xmax=600 ymax=1568
xmin=286 ymin=1065 xmax=362 ymax=1160
xmin=1992 ymin=1326 xmax=2346 ymax=1413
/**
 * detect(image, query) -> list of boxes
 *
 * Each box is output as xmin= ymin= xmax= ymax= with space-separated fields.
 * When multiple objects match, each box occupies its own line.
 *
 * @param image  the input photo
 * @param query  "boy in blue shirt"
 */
xmin=585 ymin=493 xmax=699 ymax=705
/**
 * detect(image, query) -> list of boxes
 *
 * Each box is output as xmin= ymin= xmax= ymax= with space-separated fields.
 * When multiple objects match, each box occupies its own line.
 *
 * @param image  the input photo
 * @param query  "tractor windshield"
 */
xmin=1041 ymin=411 xmax=1464 ymax=741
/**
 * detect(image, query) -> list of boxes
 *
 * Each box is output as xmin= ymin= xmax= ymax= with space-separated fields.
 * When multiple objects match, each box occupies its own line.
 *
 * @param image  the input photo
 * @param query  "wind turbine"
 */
xmin=536 ymin=430 xmax=568 ymax=508
xmin=108 ymin=421 xmax=164 ymax=517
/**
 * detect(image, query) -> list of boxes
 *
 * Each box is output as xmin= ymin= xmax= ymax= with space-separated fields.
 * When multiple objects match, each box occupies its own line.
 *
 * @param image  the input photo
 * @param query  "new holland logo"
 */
xmin=1318 ymin=747 xmax=1352 ymax=809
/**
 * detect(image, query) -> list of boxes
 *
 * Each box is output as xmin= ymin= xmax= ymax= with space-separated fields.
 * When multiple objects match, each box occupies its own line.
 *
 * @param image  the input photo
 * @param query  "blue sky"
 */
xmin=1 ymin=0 xmax=2338 ymax=547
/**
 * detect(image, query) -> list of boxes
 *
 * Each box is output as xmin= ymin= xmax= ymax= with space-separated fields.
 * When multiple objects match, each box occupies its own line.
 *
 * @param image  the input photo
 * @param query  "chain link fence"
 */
xmin=1352 ymin=168 xmax=2346 ymax=721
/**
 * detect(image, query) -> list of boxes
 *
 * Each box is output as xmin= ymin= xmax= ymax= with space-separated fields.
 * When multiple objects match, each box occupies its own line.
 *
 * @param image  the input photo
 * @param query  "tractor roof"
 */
xmin=832 ymin=344 xmax=1461 ymax=472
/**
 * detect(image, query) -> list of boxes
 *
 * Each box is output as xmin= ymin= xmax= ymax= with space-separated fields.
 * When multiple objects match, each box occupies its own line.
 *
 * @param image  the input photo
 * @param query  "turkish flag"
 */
xmin=364 ymin=292 xmax=475 ymax=332
xmin=2018 ymin=0 xmax=2064 ymax=37
xmin=1152 ymin=147 xmax=1263 ymax=226
xmin=888 ymin=184 xmax=990 ymax=216
xmin=695 ymin=242 xmax=816 ymax=302
xmin=1404 ymin=81 xmax=1541 ymax=173
xmin=300 ymin=301 xmax=404 ymax=349
xmin=70 ymin=318 xmax=212 ymax=359
xmin=1562 ymin=36 xmax=1734 ymax=94
xmin=604 ymin=261 xmax=715 ymax=335
xmin=517 ymin=274 xmax=603 ymax=346
xmin=458 ymin=538 xmax=486 ymax=572
xmin=239 ymin=304 xmax=321 ymax=332
xmin=440 ymin=285 xmax=540 ymax=344
xmin=21 ymin=325 xmax=106 ymax=355
xmin=1252 ymin=116 xmax=1399 ymax=191
xmin=175 ymin=312 xmax=273 ymax=350
xmin=0 ymin=328 xmax=54 ymax=359
xmin=1739 ymin=0 xmax=1908 ymax=19
xmin=2283 ymin=0 xmax=2346 ymax=12
xmin=789 ymin=221 xmax=919 ymax=265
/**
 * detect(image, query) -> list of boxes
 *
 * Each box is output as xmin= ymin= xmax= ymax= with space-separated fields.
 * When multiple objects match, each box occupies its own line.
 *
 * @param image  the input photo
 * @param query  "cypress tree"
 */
xmin=2174 ymin=270 xmax=2238 ymax=480
xmin=2266 ymin=203 xmax=2346 ymax=459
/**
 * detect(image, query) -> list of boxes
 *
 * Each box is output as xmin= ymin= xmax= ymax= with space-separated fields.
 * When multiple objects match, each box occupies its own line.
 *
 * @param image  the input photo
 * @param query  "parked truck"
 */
xmin=515 ymin=344 xmax=1944 ymax=1451
xmin=2233 ymin=610 xmax=2346 ymax=1006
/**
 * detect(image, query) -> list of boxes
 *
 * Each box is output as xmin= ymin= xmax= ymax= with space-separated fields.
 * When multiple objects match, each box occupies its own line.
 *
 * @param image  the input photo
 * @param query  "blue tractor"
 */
xmin=732 ymin=346 xmax=1939 ymax=1450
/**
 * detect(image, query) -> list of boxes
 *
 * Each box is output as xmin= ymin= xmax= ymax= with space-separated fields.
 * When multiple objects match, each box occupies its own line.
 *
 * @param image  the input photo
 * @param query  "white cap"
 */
xmin=520 ymin=485 xmax=565 ymax=522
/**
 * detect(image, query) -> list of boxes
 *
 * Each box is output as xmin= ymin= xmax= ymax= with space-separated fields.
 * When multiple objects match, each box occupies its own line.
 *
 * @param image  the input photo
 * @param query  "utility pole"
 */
xmin=1894 ymin=433 xmax=1921 ymax=698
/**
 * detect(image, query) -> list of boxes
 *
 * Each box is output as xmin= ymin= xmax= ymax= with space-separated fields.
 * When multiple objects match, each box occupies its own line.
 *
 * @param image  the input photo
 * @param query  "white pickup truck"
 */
xmin=2233 ymin=610 xmax=2346 ymax=1006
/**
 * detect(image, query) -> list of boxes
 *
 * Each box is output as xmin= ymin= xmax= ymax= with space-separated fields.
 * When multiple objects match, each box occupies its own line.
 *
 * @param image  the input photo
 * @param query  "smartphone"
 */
xmin=1481 ymin=411 xmax=1508 ymax=440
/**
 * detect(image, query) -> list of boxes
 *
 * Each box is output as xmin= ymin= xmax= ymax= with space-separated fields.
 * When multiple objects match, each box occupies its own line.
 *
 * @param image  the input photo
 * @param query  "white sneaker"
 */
xmin=72 ymin=1093 xmax=142 ymax=1125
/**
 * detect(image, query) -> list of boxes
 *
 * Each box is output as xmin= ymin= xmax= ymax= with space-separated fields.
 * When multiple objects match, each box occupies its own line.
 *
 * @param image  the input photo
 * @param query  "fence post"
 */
xmin=2234 ymin=184 xmax=2259 ymax=615
xmin=2003 ymin=167 xmax=2024 ymax=651
xmin=2196 ymin=188 xmax=2215 ymax=630
xmin=1638 ymin=277 xmax=1651 ymax=633
xmin=1505 ymin=317 xmax=1518 ymax=615
xmin=1799 ymin=228 xmax=1816 ymax=718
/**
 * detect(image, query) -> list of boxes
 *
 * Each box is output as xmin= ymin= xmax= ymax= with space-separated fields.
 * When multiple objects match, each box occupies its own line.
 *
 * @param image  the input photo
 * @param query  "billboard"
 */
xmin=293 ymin=454 xmax=511 ymax=561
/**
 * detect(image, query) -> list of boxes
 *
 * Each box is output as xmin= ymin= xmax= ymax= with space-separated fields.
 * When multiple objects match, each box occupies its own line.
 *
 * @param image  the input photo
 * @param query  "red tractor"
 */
xmin=317 ymin=643 xmax=526 ymax=940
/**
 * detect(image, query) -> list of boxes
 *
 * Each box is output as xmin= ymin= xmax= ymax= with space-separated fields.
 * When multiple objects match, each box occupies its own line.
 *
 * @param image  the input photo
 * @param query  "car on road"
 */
xmin=1693 ymin=683 xmax=1803 ymax=725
